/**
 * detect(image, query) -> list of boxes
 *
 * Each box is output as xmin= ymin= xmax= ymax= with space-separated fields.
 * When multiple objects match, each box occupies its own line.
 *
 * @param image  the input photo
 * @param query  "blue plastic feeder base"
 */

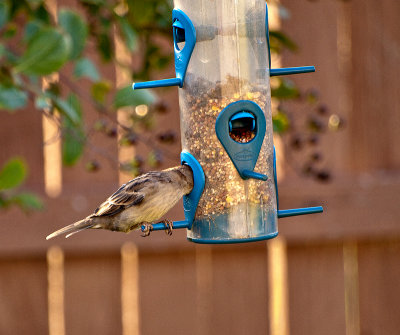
xmin=187 ymin=232 xmax=278 ymax=244
xmin=186 ymin=205 xmax=278 ymax=244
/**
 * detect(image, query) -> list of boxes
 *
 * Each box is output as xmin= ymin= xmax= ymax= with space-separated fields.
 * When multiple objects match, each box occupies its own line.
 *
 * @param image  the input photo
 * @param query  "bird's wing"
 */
xmin=92 ymin=178 xmax=147 ymax=217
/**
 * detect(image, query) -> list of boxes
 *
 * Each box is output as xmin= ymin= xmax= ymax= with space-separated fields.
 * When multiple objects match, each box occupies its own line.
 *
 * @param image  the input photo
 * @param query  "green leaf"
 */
xmin=0 ymin=158 xmax=26 ymax=190
xmin=118 ymin=16 xmax=138 ymax=52
xmin=58 ymin=9 xmax=88 ymax=60
xmin=28 ymin=74 xmax=39 ymax=85
xmin=147 ymin=150 xmax=162 ymax=168
xmin=90 ymin=81 xmax=111 ymax=104
xmin=10 ymin=192 xmax=43 ymax=212
xmin=36 ymin=92 xmax=81 ymax=125
xmin=81 ymin=0 xmax=105 ymax=4
xmin=33 ymin=3 xmax=51 ymax=23
xmin=2 ymin=22 xmax=16 ymax=39
xmin=65 ymin=94 xmax=83 ymax=124
xmin=73 ymin=57 xmax=100 ymax=81
xmin=14 ymin=27 xmax=71 ymax=75
xmin=0 ymin=0 xmax=10 ymax=30
xmin=4 ymin=47 xmax=17 ymax=63
xmin=113 ymin=86 xmax=155 ymax=109
xmin=271 ymin=78 xmax=299 ymax=100
xmin=0 ymin=194 xmax=6 ymax=208
xmin=62 ymin=94 xmax=85 ymax=166
xmin=269 ymin=30 xmax=297 ymax=53
xmin=63 ymin=127 xmax=85 ymax=166
xmin=97 ymin=33 xmax=113 ymax=61
xmin=272 ymin=111 xmax=290 ymax=133
xmin=23 ymin=20 xmax=44 ymax=43
xmin=27 ymin=0 xmax=44 ymax=6
xmin=34 ymin=95 xmax=50 ymax=110
xmin=0 ymin=44 xmax=5 ymax=59
xmin=0 ymin=85 xmax=28 ymax=111
xmin=51 ymin=94 xmax=80 ymax=125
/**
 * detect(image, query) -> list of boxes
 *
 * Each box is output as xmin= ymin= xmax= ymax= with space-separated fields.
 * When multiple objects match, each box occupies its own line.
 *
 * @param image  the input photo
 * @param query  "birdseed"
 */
xmin=179 ymin=76 xmax=276 ymax=220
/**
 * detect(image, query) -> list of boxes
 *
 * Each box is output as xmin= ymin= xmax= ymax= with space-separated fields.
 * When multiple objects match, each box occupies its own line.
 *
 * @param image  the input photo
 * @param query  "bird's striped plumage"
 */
xmin=46 ymin=165 xmax=193 ymax=240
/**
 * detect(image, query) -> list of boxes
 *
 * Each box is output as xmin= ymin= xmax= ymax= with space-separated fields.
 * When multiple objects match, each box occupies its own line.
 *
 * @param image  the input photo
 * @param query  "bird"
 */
xmin=46 ymin=164 xmax=194 ymax=240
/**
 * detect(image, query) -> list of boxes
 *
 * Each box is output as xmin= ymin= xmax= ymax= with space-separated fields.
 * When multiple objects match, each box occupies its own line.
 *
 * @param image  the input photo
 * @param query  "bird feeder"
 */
xmin=133 ymin=0 xmax=323 ymax=243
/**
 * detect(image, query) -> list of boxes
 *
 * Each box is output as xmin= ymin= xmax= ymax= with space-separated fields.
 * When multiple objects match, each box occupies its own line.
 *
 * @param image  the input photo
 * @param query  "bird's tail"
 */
xmin=46 ymin=217 xmax=95 ymax=240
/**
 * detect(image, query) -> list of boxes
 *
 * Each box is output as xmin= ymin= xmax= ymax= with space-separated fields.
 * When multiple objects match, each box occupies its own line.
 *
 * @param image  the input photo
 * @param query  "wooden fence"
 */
xmin=0 ymin=0 xmax=399 ymax=334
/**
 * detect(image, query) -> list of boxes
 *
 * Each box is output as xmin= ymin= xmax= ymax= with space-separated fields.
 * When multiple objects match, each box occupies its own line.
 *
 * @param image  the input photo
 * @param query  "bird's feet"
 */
xmin=160 ymin=219 xmax=173 ymax=236
xmin=141 ymin=223 xmax=153 ymax=237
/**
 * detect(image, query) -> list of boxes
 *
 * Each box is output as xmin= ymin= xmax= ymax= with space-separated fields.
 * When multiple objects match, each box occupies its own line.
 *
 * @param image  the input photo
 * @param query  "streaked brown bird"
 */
xmin=46 ymin=165 xmax=193 ymax=240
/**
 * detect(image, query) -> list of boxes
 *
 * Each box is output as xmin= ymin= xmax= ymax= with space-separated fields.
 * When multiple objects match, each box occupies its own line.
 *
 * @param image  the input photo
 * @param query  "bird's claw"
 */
xmin=141 ymin=223 xmax=153 ymax=237
xmin=161 ymin=219 xmax=173 ymax=236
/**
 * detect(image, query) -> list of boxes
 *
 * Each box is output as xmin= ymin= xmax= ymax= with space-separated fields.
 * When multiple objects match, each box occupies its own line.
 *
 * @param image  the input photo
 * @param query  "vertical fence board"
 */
xmin=139 ymin=249 xmax=197 ymax=335
xmin=358 ymin=241 xmax=400 ymax=335
xmin=0 ymin=258 xmax=48 ymax=335
xmin=64 ymin=255 xmax=122 ymax=335
xmin=350 ymin=0 xmax=400 ymax=172
xmin=210 ymin=244 xmax=269 ymax=335
xmin=281 ymin=0 xmax=349 ymax=174
xmin=287 ymin=243 xmax=346 ymax=335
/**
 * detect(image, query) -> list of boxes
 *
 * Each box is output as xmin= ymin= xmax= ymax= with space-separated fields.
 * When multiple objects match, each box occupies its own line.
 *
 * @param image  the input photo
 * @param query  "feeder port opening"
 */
xmin=173 ymin=20 xmax=186 ymax=50
xmin=229 ymin=111 xmax=256 ymax=143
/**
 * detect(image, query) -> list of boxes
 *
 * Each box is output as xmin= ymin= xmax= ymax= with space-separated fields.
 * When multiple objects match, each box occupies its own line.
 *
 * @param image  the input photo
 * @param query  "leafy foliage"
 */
xmin=0 ymin=158 xmax=26 ymax=190
xmin=58 ymin=9 xmax=88 ymax=60
xmin=73 ymin=57 xmax=100 ymax=81
xmin=113 ymin=86 xmax=155 ymax=109
xmin=0 ymin=85 xmax=27 ymax=111
xmin=62 ymin=94 xmax=85 ymax=166
xmin=0 ymin=158 xmax=43 ymax=212
xmin=0 ymin=1 xmax=10 ymax=30
xmin=14 ymin=27 xmax=71 ymax=75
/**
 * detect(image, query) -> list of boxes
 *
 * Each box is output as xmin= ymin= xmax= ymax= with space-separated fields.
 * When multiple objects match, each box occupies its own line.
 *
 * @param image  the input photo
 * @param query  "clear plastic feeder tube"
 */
xmin=175 ymin=0 xmax=277 ymax=242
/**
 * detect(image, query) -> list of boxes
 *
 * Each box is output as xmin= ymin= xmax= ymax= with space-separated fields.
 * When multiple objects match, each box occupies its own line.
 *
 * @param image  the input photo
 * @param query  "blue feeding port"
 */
xmin=133 ymin=9 xmax=196 ymax=90
xmin=140 ymin=151 xmax=205 ymax=235
xmin=229 ymin=111 xmax=256 ymax=133
xmin=215 ymin=100 xmax=268 ymax=181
